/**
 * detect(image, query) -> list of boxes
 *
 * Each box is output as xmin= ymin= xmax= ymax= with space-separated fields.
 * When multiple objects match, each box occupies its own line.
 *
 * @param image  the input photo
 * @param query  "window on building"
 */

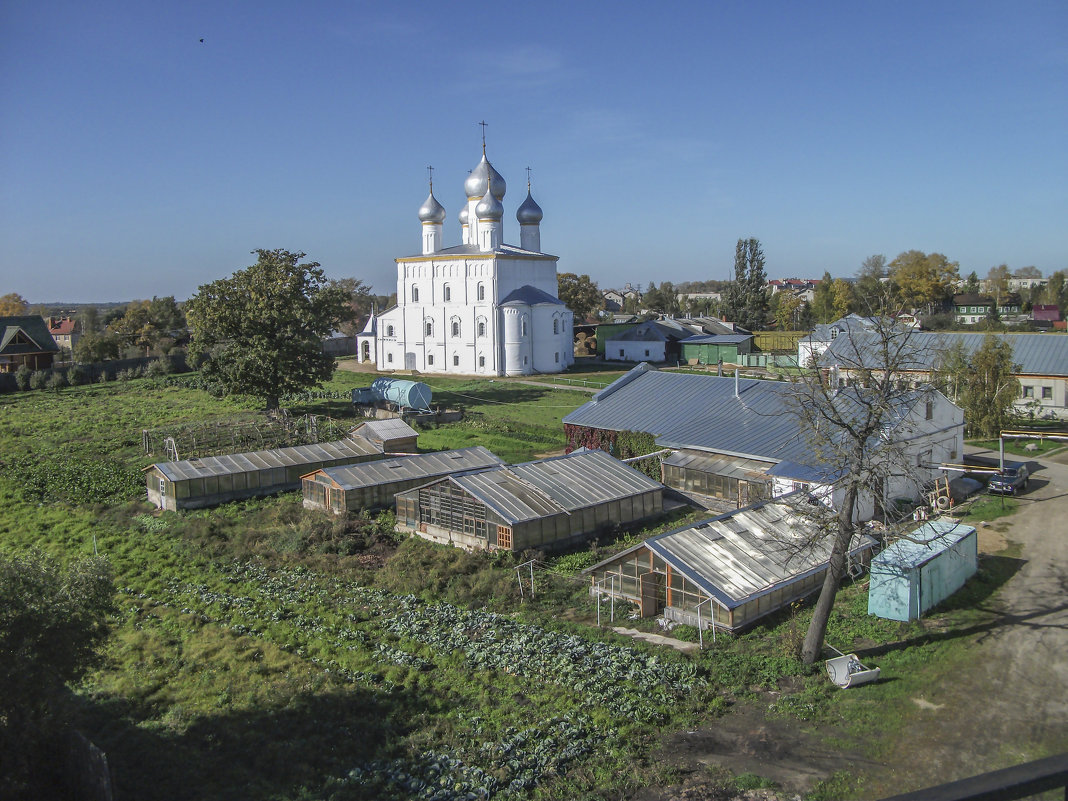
xmin=387 ymin=353 xmax=393 ymax=363
xmin=451 ymin=321 xmax=460 ymax=337
xmin=645 ymin=349 xmax=650 ymax=358
xmin=478 ymin=322 xmax=486 ymax=337
xmin=478 ymin=355 xmax=485 ymax=368
xmin=619 ymin=349 xmax=624 ymax=358
xmin=444 ymin=285 xmax=451 ymax=302
xmin=427 ymin=354 xmax=434 ymax=365
xmin=524 ymin=356 xmax=528 ymax=365
xmin=477 ymin=283 xmax=485 ymax=301
xmin=386 ymin=325 xmax=394 ymax=337
xmin=1042 ymin=386 xmax=1053 ymax=400
xmin=425 ymin=321 xmax=433 ymax=336
xmin=412 ymin=286 xmax=419 ymax=302
xmin=554 ymin=352 xmax=559 ymax=363
xmin=553 ymin=320 xmax=559 ymax=334
xmin=521 ymin=319 xmax=527 ymax=337
xmin=453 ymin=355 xmax=459 ymax=366
xmin=1022 ymin=386 xmax=1034 ymax=398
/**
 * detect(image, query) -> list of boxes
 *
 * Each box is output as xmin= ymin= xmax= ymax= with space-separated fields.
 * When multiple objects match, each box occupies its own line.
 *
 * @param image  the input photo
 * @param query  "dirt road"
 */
xmin=861 ymin=449 xmax=1068 ymax=796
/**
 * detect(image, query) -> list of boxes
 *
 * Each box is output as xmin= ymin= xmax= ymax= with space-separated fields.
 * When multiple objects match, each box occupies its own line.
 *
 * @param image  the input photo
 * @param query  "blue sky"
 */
xmin=2 ymin=0 xmax=1065 ymax=303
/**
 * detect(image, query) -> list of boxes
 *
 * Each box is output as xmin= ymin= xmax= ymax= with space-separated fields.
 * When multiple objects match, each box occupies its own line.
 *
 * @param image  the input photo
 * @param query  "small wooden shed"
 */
xmin=302 ymin=446 xmax=504 ymax=514
xmin=867 ymin=519 xmax=978 ymax=621
xmin=395 ymin=449 xmax=664 ymax=552
xmin=145 ymin=437 xmax=383 ymax=511
xmin=349 ymin=419 xmax=419 ymax=454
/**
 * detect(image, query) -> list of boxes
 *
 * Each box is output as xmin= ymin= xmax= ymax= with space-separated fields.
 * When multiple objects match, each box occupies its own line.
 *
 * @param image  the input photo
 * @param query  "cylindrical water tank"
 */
xmin=370 ymin=377 xmax=432 ymax=410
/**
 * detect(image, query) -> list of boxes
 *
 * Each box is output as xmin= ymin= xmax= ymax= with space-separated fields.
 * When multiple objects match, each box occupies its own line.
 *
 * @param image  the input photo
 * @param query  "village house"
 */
xmin=47 ymin=317 xmax=80 ymax=356
xmin=562 ymin=364 xmax=963 ymax=520
xmin=821 ymin=330 xmax=1068 ymax=419
xmin=0 ymin=316 xmax=59 ymax=373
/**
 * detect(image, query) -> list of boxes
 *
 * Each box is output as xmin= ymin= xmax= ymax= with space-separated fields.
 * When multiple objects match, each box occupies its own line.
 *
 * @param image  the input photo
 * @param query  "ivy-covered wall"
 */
xmin=563 ymin=425 xmax=662 ymax=480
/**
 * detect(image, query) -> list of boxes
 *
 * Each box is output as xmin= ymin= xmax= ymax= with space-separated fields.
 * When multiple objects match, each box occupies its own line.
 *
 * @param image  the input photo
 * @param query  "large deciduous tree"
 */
xmin=888 ymin=250 xmax=959 ymax=313
xmin=0 ymin=550 xmax=114 ymax=796
xmin=556 ymin=273 xmax=602 ymax=321
xmin=957 ymin=334 xmax=1020 ymax=438
xmin=186 ymin=249 xmax=352 ymax=410
xmin=721 ymin=237 xmax=769 ymax=329
xmin=0 ymin=292 xmax=29 ymax=316
xmin=331 ymin=277 xmax=376 ymax=336
xmin=986 ymin=264 xmax=1011 ymax=306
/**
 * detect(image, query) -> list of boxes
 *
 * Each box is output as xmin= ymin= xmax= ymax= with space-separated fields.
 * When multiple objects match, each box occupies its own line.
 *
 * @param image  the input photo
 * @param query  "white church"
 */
xmin=359 ymin=146 xmax=574 ymax=376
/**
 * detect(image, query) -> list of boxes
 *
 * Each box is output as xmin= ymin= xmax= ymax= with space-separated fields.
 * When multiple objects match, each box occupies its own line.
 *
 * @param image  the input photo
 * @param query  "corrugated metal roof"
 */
xmin=510 ymin=448 xmax=663 ymax=510
xmin=663 ymin=449 xmax=774 ymax=480
xmin=453 ymin=470 xmax=563 ymax=524
xmin=679 ymin=334 xmax=753 ymax=345
xmin=872 ymin=519 xmax=976 ymax=570
xmin=352 ymin=418 xmax=419 ymax=443
xmin=564 ymin=365 xmax=943 ymax=470
xmin=446 ymin=449 xmax=664 ymax=525
xmin=313 ymin=446 xmax=503 ymax=489
xmin=822 ymin=331 xmax=1068 ymax=377
xmin=643 ymin=500 xmax=878 ymax=609
xmin=151 ymin=437 xmax=381 ymax=482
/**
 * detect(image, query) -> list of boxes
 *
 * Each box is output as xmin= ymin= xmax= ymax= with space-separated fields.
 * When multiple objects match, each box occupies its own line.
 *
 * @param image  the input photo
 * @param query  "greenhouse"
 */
xmin=302 ymin=446 xmax=504 ymax=514
xmin=145 ymin=438 xmax=384 ymax=511
xmin=349 ymin=418 xmax=419 ymax=454
xmin=395 ymin=449 xmax=664 ymax=552
xmin=583 ymin=496 xmax=878 ymax=631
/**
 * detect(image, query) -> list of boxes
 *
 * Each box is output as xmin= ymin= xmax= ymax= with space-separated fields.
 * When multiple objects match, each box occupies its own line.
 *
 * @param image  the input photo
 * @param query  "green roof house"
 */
xmin=0 ymin=316 xmax=59 ymax=373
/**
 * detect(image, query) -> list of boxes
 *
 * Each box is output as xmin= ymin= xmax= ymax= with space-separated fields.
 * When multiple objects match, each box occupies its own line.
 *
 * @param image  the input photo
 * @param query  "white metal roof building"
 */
xmin=395 ymin=449 xmax=665 ymax=552
xmin=584 ymin=496 xmax=879 ymax=631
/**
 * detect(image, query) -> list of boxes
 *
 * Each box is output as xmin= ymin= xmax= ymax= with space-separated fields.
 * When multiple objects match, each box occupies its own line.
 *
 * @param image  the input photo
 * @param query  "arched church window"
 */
xmin=477 ymin=283 xmax=485 ymax=301
xmin=478 ymin=322 xmax=486 ymax=337
xmin=453 ymin=355 xmax=459 ymax=366
xmin=521 ymin=318 xmax=528 ymax=337
xmin=412 ymin=286 xmax=420 ymax=302
xmin=479 ymin=355 xmax=485 ymax=368
xmin=451 ymin=321 xmax=460 ymax=337
xmin=553 ymin=319 xmax=559 ymax=335
xmin=386 ymin=325 xmax=394 ymax=337
xmin=444 ymin=285 xmax=451 ymax=302
xmin=425 ymin=321 xmax=433 ymax=336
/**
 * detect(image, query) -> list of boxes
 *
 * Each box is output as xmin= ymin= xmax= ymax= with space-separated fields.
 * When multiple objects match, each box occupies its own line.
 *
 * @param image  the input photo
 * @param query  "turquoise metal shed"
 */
xmin=867 ymin=520 xmax=978 ymax=621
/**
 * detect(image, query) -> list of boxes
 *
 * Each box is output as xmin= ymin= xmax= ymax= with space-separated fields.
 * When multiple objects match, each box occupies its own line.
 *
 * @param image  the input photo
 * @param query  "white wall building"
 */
xmin=370 ymin=147 xmax=574 ymax=376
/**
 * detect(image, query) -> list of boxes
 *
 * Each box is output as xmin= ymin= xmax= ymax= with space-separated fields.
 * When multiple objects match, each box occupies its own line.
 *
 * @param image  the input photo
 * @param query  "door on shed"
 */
xmin=639 ymin=572 xmax=663 ymax=617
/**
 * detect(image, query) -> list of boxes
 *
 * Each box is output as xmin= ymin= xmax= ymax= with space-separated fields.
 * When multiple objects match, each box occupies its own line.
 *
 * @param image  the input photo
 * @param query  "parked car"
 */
xmin=988 ymin=464 xmax=1029 ymax=495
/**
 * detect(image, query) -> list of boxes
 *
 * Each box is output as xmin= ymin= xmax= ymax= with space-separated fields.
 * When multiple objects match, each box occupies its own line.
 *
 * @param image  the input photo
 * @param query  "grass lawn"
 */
xmin=0 ymin=372 xmax=1041 ymax=800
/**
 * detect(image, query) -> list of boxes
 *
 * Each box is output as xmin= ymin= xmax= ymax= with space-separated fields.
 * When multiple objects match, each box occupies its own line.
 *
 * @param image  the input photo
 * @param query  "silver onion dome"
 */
xmin=516 ymin=190 xmax=543 ymax=224
xmin=458 ymin=203 xmax=469 ymax=225
xmin=464 ymin=154 xmax=506 ymax=201
xmin=418 ymin=190 xmax=446 ymax=224
xmin=475 ymin=181 xmax=504 ymax=221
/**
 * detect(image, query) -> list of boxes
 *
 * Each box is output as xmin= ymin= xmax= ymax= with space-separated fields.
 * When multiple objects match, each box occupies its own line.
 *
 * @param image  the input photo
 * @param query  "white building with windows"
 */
xmin=369 ymin=147 xmax=574 ymax=376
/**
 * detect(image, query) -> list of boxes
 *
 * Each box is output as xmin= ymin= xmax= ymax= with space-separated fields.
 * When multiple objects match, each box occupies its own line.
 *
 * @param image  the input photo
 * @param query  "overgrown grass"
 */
xmin=0 ymin=371 xmax=1047 ymax=800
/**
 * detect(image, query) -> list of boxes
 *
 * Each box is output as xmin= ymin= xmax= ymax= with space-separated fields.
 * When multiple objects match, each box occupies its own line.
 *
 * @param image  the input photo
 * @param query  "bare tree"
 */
xmin=785 ymin=290 xmax=948 ymax=664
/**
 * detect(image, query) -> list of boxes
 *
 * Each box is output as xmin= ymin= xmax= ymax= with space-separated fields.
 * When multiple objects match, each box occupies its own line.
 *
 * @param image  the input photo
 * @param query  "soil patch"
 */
xmin=636 ymin=701 xmax=874 ymax=799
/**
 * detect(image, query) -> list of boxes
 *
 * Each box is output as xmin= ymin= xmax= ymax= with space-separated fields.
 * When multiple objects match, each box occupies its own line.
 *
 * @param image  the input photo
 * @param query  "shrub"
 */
xmin=96 ymin=370 xmax=110 ymax=384
xmin=14 ymin=365 xmax=31 ymax=391
xmin=66 ymin=366 xmax=87 ymax=386
xmin=46 ymin=372 xmax=67 ymax=391
xmin=29 ymin=370 xmax=47 ymax=390
xmin=145 ymin=357 xmax=171 ymax=378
